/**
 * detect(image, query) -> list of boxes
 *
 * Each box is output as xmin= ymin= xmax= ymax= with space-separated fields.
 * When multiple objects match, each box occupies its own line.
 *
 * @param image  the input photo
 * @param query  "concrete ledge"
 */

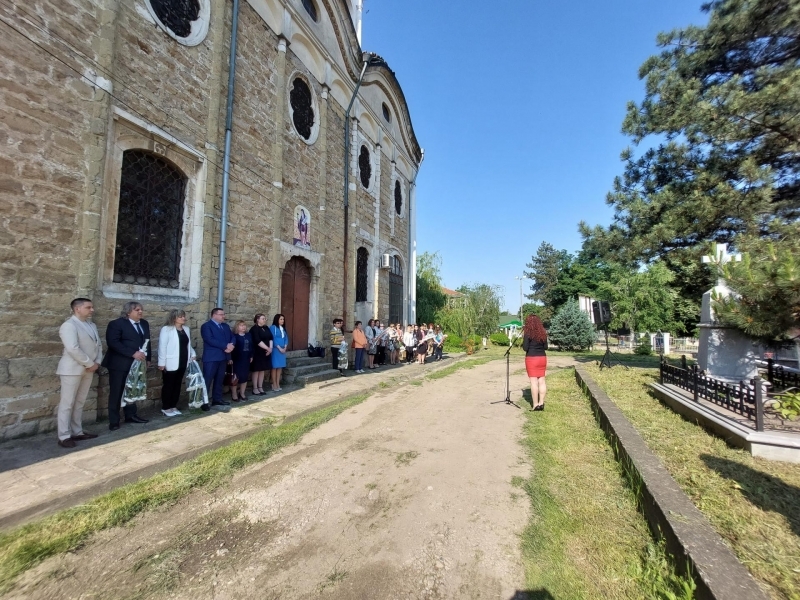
xmin=650 ymin=383 xmax=800 ymax=464
xmin=574 ymin=366 xmax=768 ymax=600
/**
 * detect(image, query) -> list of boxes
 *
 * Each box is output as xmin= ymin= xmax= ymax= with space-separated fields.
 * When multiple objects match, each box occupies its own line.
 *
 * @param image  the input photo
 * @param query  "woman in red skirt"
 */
xmin=522 ymin=315 xmax=548 ymax=411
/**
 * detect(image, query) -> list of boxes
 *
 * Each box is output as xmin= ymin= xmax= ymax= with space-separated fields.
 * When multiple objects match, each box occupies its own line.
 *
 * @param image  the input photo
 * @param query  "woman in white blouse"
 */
xmin=158 ymin=309 xmax=196 ymax=417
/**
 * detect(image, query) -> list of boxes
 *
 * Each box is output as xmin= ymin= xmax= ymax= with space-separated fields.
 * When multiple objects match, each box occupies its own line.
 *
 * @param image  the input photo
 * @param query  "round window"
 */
xmin=145 ymin=0 xmax=210 ymax=46
xmin=382 ymin=103 xmax=391 ymax=123
xmin=302 ymin=0 xmax=318 ymax=21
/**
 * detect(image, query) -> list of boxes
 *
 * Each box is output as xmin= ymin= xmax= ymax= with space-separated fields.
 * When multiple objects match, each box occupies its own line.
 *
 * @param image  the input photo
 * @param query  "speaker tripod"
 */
xmin=598 ymin=325 xmax=627 ymax=370
xmin=491 ymin=343 xmax=521 ymax=408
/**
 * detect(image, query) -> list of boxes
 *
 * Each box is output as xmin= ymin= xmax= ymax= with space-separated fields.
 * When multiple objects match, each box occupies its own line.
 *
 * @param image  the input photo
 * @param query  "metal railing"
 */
xmin=659 ymin=357 xmax=765 ymax=431
xmin=766 ymin=359 xmax=800 ymax=391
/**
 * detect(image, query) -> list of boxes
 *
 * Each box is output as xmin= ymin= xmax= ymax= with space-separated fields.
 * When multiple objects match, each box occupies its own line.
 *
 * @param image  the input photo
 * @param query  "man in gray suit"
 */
xmin=55 ymin=298 xmax=102 ymax=448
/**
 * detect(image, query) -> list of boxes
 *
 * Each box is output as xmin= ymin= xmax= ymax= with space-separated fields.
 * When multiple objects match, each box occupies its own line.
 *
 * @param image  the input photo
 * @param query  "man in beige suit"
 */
xmin=56 ymin=298 xmax=103 ymax=448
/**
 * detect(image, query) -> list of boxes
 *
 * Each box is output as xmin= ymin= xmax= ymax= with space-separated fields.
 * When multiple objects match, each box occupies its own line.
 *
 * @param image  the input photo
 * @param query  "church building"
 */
xmin=0 ymin=0 xmax=422 ymax=439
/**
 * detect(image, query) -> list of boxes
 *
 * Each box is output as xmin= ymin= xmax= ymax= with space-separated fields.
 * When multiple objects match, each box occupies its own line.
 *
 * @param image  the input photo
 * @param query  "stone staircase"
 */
xmin=283 ymin=350 xmax=341 ymax=387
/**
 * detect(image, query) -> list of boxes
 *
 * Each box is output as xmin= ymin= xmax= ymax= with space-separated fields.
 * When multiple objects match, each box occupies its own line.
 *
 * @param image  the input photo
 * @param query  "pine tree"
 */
xmin=547 ymin=299 xmax=596 ymax=351
xmin=712 ymin=231 xmax=800 ymax=341
xmin=580 ymin=0 xmax=800 ymax=263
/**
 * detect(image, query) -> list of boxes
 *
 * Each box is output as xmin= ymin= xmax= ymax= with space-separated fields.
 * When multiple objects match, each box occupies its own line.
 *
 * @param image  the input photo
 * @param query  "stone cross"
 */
xmin=702 ymin=243 xmax=741 ymax=287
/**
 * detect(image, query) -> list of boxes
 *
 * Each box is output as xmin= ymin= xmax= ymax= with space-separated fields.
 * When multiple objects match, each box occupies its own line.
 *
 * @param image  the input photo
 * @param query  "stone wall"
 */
xmin=0 ymin=0 xmax=419 ymax=440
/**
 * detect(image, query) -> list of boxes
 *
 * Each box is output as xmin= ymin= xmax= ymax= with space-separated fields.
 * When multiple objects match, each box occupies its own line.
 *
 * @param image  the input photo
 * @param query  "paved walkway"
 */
xmin=0 ymin=356 xmax=470 ymax=530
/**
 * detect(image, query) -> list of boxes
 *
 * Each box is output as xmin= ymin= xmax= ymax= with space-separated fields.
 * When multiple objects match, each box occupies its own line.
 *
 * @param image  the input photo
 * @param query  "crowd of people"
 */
xmin=56 ymin=299 xmax=452 ymax=449
xmin=342 ymin=320 xmax=446 ymax=374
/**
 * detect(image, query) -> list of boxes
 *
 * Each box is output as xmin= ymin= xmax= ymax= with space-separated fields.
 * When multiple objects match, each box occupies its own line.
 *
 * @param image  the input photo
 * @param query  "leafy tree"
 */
xmin=436 ymin=283 xmax=503 ymax=338
xmin=597 ymin=262 xmax=683 ymax=333
xmin=416 ymin=252 xmax=446 ymax=324
xmin=547 ymin=299 xmax=596 ymax=351
xmin=522 ymin=303 xmax=550 ymax=324
xmin=580 ymin=0 xmax=800 ymax=264
xmin=524 ymin=242 xmax=570 ymax=308
xmin=460 ymin=283 xmax=503 ymax=337
xmin=711 ymin=232 xmax=800 ymax=341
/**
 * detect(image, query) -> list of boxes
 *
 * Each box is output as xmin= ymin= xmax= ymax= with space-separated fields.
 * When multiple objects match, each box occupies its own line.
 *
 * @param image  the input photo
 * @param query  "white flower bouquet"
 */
xmin=185 ymin=360 xmax=209 ymax=408
xmin=337 ymin=339 xmax=349 ymax=371
xmin=121 ymin=339 xmax=149 ymax=407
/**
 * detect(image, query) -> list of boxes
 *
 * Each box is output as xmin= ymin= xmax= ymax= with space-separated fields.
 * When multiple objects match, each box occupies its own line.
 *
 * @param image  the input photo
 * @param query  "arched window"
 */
xmin=389 ymin=255 xmax=403 ymax=324
xmin=302 ymin=0 xmax=318 ymax=21
xmin=382 ymin=103 xmax=391 ymax=122
xmin=356 ymin=247 xmax=369 ymax=302
xmin=394 ymin=180 xmax=403 ymax=216
xmin=358 ymin=145 xmax=372 ymax=188
xmin=113 ymin=150 xmax=186 ymax=288
xmin=290 ymin=78 xmax=315 ymax=140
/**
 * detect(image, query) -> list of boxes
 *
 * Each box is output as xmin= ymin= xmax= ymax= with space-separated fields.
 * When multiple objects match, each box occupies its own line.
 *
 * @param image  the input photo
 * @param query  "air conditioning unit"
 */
xmin=380 ymin=254 xmax=391 ymax=269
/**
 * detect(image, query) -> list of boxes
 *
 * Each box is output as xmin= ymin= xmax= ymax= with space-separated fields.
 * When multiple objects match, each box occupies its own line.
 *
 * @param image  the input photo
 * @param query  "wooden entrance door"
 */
xmin=281 ymin=257 xmax=311 ymax=351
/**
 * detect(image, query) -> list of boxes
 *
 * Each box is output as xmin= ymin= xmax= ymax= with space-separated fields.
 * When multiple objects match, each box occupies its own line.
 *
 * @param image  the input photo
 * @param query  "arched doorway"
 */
xmin=281 ymin=256 xmax=311 ymax=351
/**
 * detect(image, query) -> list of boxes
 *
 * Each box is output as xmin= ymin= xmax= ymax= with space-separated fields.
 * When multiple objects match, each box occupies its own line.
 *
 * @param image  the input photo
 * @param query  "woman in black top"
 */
xmin=522 ymin=315 xmax=548 ymax=411
xmin=249 ymin=314 xmax=273 ymax=395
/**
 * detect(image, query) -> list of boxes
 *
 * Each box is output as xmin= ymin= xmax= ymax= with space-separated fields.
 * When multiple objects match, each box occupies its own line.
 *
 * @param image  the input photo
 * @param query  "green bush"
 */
xmin=490 ymin=332 xmax=510 ymax=346
xmin=548 ymin=299 xmax=595 ymax=351
xmin=635 ymin=336 xmax=653 ymax=356
xmin=443 ymin=334 xmax=464 ymax=352
xmin=468 ymin=334 xmax=482 ymax=348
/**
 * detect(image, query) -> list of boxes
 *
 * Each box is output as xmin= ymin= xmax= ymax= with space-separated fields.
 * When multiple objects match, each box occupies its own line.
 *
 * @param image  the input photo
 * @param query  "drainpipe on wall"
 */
xmin=216 ymin=0 xmax=240 ymax=308
xmin=407 ymin=149 xmax=423 ymax=326
xmin=343 ymin=52 xmax=384 ymax=327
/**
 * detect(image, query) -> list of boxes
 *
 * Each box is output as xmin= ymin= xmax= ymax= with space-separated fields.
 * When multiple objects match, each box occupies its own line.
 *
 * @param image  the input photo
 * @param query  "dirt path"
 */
xmin=10 ymin=359 xmax=546 ymax=600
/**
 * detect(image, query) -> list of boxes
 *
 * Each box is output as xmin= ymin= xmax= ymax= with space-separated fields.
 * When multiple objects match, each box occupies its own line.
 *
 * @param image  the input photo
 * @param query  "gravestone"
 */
xmin=697 ymin=244 xmax=759 ymax=382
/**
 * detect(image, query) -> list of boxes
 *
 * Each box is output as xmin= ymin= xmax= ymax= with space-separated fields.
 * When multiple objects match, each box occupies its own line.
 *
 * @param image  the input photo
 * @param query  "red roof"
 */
xmin=441 ymin=287 xmax=465 ymax=297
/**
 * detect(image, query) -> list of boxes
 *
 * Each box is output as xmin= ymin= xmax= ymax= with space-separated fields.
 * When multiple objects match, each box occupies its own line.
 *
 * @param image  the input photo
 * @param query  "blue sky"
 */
xmin=362 ymin=0 xmax=708 ymax=312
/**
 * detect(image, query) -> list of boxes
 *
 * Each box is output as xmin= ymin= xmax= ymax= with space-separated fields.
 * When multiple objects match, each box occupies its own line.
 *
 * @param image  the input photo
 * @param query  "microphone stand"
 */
xmin=491 ymin=333 xmax=521 ymax=408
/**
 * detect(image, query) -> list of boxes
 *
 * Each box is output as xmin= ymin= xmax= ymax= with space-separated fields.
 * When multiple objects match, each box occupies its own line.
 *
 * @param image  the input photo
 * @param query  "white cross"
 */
xmin=702 ymin=243 xmax=741 ymax=287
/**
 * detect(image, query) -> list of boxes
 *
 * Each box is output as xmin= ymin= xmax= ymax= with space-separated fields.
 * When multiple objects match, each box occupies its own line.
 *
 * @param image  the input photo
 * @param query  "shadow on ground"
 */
xmin=700 ymin=453 xmax=800 ymax=537
xmin=509 ymin=590 xmax=556 ymax=600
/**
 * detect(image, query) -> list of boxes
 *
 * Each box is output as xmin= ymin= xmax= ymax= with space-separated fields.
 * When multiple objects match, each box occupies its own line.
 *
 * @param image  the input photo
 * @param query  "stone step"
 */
xmin=294 ymin=369 xmax=342 ymax=386
xmin=285 ymin=355 xmax=329 ymax=368
xmin=284 ymin=362 xmax=333 ymax=378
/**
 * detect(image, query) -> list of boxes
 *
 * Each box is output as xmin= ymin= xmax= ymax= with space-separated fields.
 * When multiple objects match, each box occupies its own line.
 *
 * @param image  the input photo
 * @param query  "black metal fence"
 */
xmin=659 ymin=358 xmax=765 ymax=431
xmin=767 ymin=359 xmax=800 ymax=391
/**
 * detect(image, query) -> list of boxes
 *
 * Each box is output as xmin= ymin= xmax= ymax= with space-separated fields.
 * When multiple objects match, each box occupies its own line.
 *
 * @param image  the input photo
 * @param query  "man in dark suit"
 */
xmin=102 ymin=301 xmax=151 ymax=430
xmin=200 ymin=307 xmax=235 ymax=410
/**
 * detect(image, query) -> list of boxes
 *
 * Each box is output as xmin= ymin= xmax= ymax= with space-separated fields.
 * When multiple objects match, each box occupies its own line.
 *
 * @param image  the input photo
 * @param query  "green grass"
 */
xmin=584 ymin=364 xmax=800 ymax=600
xmin=519 ymin=369 xmax=695 ymax=599
xmin=0 ymin=393 xmax=371 ymax=593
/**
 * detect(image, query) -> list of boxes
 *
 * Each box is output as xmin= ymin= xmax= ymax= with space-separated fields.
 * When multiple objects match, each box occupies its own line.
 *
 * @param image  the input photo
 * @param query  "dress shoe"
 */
xmin=127 ymin=416 xmax=149 ymax=424
xmin=71 ymin=433 xmax=98 ymax=440
xmin=58 ymin=438 xmax=76 ymax=448
xmin=211 ymin=401 xmax=228 ymax=407
xmin=109 ymin=424 xmax=120 ymax=431
xmin=201 ymin=404 xmax=211 ymax=412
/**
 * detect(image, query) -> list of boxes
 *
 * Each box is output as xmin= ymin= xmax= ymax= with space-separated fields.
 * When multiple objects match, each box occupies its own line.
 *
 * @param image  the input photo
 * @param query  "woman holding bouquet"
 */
xmin=158 ymin=309 xmax=196 ymax=417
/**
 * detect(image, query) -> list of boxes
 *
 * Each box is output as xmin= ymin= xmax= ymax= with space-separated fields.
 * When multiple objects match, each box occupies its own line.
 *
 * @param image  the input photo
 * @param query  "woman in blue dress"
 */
xmin=270 ymin=314 xmax=289 ymax=391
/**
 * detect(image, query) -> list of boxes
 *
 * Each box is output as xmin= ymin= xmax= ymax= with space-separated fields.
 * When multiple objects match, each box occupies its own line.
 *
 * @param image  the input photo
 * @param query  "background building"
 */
xmin=0 ymin=0 xmax=422 ymax=439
